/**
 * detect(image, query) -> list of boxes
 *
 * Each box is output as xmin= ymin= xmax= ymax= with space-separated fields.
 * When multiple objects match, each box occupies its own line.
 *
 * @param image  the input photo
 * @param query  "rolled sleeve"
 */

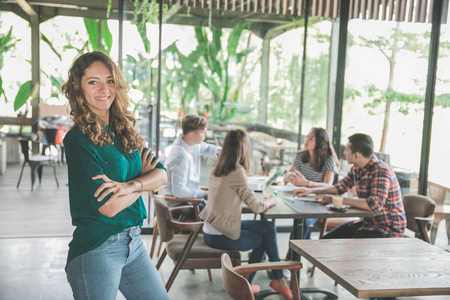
xmin=366 ymin=168 xmax=391 ymax=214
xmin=334 ymin=171 xmax=354 ymax=195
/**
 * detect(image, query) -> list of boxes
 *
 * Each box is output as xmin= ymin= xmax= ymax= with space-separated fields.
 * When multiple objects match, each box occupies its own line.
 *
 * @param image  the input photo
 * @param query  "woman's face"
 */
xmin=81 ymin=61 xmax=116 ymax=122
xmin=304 ymin=131 xmax=316 ymax=151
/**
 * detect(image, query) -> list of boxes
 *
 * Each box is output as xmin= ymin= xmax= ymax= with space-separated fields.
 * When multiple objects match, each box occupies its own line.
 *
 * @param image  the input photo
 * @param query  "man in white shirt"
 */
xmin=162 ymin=115 xmax=221 ymax=210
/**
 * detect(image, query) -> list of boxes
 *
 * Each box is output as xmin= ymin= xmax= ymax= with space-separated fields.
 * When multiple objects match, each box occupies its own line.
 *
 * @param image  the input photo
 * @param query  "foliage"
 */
xmin=132 ymin=0 xmax=166 ymax=53
xmin=13 ymin=80 xmax=32 ymax=111
xmin=160 ymin=22 xmax=256 ymax=122
xmin=353 ymin=23 xmax=433 ymax=151
xmin=363 ymin=84 xmax=423 ymax=115
xmin=83 ymin=19 xmax=113 ymax=54
xmin=0 ymin=26 xmax=17 ymax=103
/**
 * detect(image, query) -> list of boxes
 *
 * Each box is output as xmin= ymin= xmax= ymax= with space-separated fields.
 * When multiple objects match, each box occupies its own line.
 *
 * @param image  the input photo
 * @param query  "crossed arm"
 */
xmin=96 ymin=148 xmax=167 ymax=218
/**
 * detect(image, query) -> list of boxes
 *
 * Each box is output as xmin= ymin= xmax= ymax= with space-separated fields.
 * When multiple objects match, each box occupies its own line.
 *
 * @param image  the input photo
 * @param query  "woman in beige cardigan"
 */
xmin=199 ymin=129 xmax=293 ymax=300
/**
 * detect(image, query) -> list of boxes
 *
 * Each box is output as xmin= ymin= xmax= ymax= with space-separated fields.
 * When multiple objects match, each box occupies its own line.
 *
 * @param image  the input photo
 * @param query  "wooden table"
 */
xmin=260 ymin=194 xmax=372 ymax=299
xmin=261 ymin=197 xmax=373 ymax=260
xmin=290 ymin=238 xmax=450 ymax=299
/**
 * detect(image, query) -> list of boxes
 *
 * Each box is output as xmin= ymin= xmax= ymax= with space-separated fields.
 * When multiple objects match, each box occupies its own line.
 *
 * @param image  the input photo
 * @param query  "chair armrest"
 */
xmin=200 ymin=186 xmax=208 ymax=191
xmin=163 ymin=195 xmax=204 ymax=205
xmin=168 ymin=220 xmax=204 ymax=233
xmin=234 ymin=261 xmax=303 ymax=277
xmin=169 ymin=205 xmax=194 ymax=213
xmin=415 ymin=215 xmax=434 ymax=223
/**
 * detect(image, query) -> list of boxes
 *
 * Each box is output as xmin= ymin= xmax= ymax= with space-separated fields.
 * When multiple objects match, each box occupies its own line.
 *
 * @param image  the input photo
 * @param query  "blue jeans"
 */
xmin=66 ymin=226 xmax=169 ymax=300
xmin=203 ymin=220 xmax=283 ymax=283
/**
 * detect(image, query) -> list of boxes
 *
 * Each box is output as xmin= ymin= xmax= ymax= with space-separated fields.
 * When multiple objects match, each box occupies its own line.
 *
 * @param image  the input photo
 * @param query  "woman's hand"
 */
xmin=141 ymin=148 xmax=159 ymax=175
xmin=285 ymin=170 xmax=308 ymax=186
xmin=264 ymin=195 xmax=277 ymax=209
xmin=92 ymin=174 xmax=135 ymax=205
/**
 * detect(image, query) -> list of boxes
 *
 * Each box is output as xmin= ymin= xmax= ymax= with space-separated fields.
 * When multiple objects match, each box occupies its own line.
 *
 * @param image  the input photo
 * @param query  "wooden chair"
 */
xmin=149 ymin=192 xmax=204 ymax=258
xmin=153 ymin=195 xmax=241 ymax=291
xmin=403 ymin=194 xmax=436 ymax=243
xmin=221 ymin=253 xmax=302 ymax=300
xmin=17 ymin=138 xmax=59 ymax=190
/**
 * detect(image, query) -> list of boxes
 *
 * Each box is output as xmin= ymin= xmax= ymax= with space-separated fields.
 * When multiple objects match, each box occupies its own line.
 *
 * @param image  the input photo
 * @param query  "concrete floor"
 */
xmin=1 ymin=161 xmax=449 ymax=300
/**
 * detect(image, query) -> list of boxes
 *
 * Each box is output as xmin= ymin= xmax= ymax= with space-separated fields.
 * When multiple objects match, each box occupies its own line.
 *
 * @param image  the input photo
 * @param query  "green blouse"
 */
xmin=64 ymin=125 xmax=165 ymax=266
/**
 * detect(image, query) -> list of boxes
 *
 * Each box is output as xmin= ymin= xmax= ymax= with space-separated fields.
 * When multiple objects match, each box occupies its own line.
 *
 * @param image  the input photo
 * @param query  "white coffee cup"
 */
xmin=332 ymin=196 xmax=344 ymax=208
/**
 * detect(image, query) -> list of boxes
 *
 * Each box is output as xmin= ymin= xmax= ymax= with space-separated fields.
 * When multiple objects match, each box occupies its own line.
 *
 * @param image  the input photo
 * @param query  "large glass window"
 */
xmin=269 ymin=20 xmax=331 ymax=134
xmin=429 ymin=9 xmax=450 ymax=205
xmin=341 ymin=19 xmax=431 ymax=196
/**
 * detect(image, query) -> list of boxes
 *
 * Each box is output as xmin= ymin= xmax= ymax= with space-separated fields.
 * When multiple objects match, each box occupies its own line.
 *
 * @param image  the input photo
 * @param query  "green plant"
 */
xmin=161 ymin=22 xmax=255 ymax=121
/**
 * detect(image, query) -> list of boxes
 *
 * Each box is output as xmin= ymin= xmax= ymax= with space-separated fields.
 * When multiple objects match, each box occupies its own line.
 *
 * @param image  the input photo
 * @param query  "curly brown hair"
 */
xmin=62 ymin=51 xmax=145 ymax=153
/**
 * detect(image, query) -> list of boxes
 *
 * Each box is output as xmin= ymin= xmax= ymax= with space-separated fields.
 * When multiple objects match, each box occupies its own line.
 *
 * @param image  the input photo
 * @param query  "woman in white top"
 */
xmin=199 ymin=129 xmax=293 ymax=300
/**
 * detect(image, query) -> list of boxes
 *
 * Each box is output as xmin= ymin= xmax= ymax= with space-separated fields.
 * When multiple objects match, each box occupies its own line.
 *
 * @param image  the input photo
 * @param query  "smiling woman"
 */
xmin=61 ymin=51 xmax=169 ymax=300
xmin=81 ymin=61 xmax=116 ymax=124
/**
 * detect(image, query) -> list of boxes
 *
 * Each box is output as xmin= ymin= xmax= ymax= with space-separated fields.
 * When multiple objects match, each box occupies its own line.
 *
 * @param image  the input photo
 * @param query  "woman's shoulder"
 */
xmin=63 ymin=127 xmax=94 ymax=150
xmin=224 ymin=165 xmax=247 ymax=181
xmin=64 ymin=127 xmax=83 ymax=143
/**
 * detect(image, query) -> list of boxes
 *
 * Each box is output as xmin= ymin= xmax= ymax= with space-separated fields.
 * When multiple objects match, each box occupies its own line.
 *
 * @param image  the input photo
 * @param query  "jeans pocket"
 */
xmin=91 ymin=235 xmax=118 ymax=252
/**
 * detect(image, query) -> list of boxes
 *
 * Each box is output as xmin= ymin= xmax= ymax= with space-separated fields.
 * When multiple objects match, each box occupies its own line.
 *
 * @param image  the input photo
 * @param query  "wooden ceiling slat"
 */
xmin=333 ymin=0 xmax=338 ymax=19
xmin=381 ymin=0 xmax=387 ymax=20
xmin=387 ymin=0 xmax=394 ymax=21
xmin=354 ymin=0 xmax=360 ymax=19
xmin=399 ymin=0 xmax=407 ymax=21
xmin=324 ymin=0 xmax=330 ymax=18
xmin=282 ymin=0 xmax=287 ymax=14
xmin=420 ymin=0 xmax=427 ymax=22
xmin=361 ymin=0 xmax=367 ymax=19
xmin=394 ymin=0 xmax=400 ymax=21
xmin=407 ymin=0 xmax=414 ymax=21
xmin=5 ymin=0 xmax=433 ymax=24
xmin=289 ymin=0 xmax=296 ymax=16
xmin=373 ymin=0 xmax=380 ymax=19
xmin=367 ymin=0 xmax=373 ymax=19
xmin=349 ymin=0 xmax=354 ymax=19
xmin=427 ymin=0 xmax=432 ymax=23
xmin=318 ymin=0 xmax=324 ymax=16
xmin=299 ymin=0 xmax=304 ymax=16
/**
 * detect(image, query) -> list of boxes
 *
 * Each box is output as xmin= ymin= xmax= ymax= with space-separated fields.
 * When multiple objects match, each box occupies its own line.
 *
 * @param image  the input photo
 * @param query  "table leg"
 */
xmin=291 ymin=218 xmax=338 ymax=300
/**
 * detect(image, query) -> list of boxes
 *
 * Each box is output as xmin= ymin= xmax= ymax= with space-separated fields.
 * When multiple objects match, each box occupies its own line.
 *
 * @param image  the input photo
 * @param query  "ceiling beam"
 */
xmin=16 ymin=0 xmax=37 ymax=16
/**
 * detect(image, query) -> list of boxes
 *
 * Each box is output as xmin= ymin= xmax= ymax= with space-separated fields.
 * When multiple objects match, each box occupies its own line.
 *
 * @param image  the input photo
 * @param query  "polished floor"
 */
xmin=1 ymin=161 xmax=449 ymax=300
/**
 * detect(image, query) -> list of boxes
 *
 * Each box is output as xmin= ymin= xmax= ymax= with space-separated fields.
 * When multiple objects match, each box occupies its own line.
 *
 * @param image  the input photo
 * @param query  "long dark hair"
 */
xmin=302 ymin=127 xmax=339 ymax=171
xmin=213 ymin=129 xmax=251 ymax=177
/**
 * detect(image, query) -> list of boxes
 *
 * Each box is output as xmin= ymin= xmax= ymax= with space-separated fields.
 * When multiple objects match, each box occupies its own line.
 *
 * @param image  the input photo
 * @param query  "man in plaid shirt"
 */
xmin=294 ymin=133 xmax=406 ymax=238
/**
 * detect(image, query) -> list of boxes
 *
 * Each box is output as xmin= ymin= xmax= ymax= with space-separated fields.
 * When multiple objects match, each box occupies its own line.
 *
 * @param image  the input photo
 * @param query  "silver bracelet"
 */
xmin=135 ymin=178 xmax=144 ymax=193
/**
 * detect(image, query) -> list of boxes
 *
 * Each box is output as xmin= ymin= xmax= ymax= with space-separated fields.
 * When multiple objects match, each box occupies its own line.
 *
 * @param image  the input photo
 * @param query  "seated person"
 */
xmin=294 ymin=133 xmax=406 ymax=239
xmin=284 ymin=127 xmax=339 ymax=240
xmin=162 ymin=114 xmax=221 ymax=214
xmin=199 ymin=129 xmax=293 ymax=300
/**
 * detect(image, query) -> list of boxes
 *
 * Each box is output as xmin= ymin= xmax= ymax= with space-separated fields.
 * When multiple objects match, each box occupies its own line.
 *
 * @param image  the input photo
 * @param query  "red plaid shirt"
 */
xmin=335 ymin=155 xmax=406 ymax=237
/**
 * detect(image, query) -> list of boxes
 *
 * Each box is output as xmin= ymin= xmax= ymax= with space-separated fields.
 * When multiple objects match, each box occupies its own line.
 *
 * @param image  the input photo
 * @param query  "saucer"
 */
xmin=326 ymin=204 xmax=350 ymax=212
